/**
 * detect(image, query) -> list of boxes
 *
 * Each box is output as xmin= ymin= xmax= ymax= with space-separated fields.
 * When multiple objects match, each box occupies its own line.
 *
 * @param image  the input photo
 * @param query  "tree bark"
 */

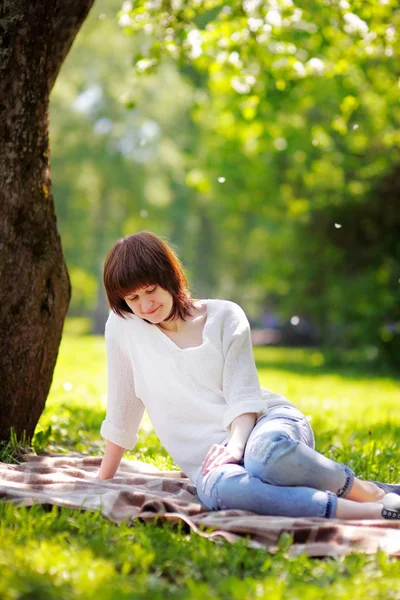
xmin=0 ymin=0 xmax=95 ymax=441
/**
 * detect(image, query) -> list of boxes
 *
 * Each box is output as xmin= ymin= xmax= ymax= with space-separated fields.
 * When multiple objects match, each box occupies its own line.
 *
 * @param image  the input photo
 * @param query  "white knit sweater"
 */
xmin=100 ymin=298 xmax=292 ymax=484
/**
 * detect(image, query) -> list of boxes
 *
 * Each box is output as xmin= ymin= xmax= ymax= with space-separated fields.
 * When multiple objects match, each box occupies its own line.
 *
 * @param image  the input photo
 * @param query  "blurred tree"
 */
xmin=12 ymin=0 xmax=395 ymax=405
xmin=0 ymin=1 xmax=95 ymax=441
xmin=50 ymin=0 xmax=211 ymax=326
xmin=118 ymin=0 xmax=400 ymax=363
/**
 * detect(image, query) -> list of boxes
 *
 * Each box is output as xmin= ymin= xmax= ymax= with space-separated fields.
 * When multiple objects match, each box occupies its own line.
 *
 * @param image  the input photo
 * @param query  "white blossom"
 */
xmin=265 ymin=10 xmax=282 ymax=28
xmin=306 ymin=57 xmax=325 ymax=75
xmin=293 ymin=61 xmax=306 ymax=77
xmin=231 ymin=75 xmax=256 ymax=94
xmin=243 ymin=0 xmax=263 ymax=13
xmin=344 ymin=13 xmax=369 ymax=37
xmin=118 ymin=13 xmax=133 ymax=27
xmin=229 ymin=51 xmax=242 ymax=67
xmin=248 ymin=18 xmax=264 ymax=32
xmin=187 ymin=29 xmax=203 ymax=59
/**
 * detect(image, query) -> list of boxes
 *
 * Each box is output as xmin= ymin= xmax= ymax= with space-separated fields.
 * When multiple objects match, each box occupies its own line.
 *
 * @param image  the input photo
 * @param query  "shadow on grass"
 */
xmin=31 ymin=403 xmax=171 ymax=466
xmin=255 ymin=356 xmax=399 ymax=381
xmin=39 ymin=402 xmax=400 ymax=483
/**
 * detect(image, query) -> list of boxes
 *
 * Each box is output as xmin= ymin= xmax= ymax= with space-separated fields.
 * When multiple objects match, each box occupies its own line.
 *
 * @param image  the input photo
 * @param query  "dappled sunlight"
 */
xmin=40 ymin=334 xmax=400 ymax=483
xmin=255 ymin=346 xmax=399 ymax=482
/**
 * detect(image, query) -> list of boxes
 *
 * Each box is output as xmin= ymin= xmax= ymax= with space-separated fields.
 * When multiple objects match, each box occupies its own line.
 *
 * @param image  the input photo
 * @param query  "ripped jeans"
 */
xmin=195 ymin=405 xmax=354 ymax=519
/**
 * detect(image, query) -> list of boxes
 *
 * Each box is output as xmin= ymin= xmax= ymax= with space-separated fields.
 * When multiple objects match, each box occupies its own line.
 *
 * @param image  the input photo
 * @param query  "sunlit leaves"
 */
xmin=49 ymin=0 xmax=400 ymax=359
xmin=185 ymin=169 xmax=211 ymax=194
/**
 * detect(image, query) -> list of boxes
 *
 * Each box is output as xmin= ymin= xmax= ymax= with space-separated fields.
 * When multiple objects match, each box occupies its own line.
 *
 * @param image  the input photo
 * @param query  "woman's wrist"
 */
xmin=99 ymin=440 xmax=126 ymax=480
xmin=227 ymin=412 xmax=257 ymax=458
xmin=226 ymin=441 xmax=245 ymax=460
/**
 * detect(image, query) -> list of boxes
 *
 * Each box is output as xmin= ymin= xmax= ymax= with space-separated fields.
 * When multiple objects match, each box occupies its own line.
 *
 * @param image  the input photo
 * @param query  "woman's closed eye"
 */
xmin=127 ymin=286 xmax=157 ymax=301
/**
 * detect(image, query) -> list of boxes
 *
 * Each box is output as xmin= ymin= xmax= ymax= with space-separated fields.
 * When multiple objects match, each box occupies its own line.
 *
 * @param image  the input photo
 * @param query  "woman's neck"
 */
xmin=157 ymin=301 xmax=205 ymax=334
xmin=157 ymin=318 xmax=185 ymax=333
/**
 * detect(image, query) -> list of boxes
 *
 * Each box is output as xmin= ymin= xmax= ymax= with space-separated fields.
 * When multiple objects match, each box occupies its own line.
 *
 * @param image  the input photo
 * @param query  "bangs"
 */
xmin=103 ymin=232 xmax=196 ymax=321
xmin=104 ymin=237 xmax=166 ymax=303
xmin=107 ymin=249 xmax=162 ymax=299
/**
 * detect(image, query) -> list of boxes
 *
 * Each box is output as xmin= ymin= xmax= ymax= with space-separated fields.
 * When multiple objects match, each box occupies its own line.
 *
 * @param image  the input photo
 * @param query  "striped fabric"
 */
xmin=1 ymin=454 xmax=400 ymax=558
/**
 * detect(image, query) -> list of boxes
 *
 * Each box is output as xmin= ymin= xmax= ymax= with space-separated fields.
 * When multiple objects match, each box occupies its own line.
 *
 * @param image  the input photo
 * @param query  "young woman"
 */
xmin=98 ymin=231 xmax=400 ymax=521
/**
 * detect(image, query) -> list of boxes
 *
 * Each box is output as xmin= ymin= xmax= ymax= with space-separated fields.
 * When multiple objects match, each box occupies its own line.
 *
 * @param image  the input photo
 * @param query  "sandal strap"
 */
xmin=382 ymin=508 xmax=400 ymax=520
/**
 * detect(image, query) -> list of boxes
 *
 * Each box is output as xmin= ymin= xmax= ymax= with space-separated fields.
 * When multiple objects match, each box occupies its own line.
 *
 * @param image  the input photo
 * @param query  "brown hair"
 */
xmin=103 ymin=231 xmax=196 ymax=321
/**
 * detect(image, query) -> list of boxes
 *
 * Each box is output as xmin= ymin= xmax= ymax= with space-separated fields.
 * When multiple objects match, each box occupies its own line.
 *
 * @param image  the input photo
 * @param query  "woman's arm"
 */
xmin=226 ymin=412 xmax=257 ymax=457
xmin=202 ymin=412 xmax=257 ymax=474
xmin=98 ymin=440 xmax=126 ymax=480
xmin=99 ymin=316 xmax=145 ymax=476
xmin=221 ymin=302 xmax=267 ymax=430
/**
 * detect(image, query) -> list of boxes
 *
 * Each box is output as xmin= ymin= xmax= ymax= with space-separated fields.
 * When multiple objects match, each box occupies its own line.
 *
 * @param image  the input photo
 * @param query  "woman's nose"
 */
xmin=141 ymin=297 xmax=152 ymax=312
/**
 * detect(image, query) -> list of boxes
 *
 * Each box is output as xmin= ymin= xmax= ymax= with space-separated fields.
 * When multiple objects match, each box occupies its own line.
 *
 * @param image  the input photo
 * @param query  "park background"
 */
xmin=51 ymin=0 xmax=399 ymax=367
xmin=2 ymin=1 xmax=400 ymax=598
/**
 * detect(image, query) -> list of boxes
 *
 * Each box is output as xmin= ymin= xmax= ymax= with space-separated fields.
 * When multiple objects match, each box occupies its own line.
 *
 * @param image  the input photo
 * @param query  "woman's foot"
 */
xmin=369 ymin=481 xmax=400 ymax=496
xmin=379 ymin=492 xmax=400 ymax=509
xmin=335 ymin=495 xmax=400 ymax=520
xmin=378 ymin=492 xmax=400 ymax=519
xmin=346 ymin=478 xmax=385 ymax=503
xmin=335 ymin=498 xmax=384 ymax=520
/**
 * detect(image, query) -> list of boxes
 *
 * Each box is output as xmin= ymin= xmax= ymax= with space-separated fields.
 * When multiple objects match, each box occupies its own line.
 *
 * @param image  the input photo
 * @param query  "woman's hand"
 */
xmin=201 ymin=414 xmax=258 ymax=475
xmin=201 ymin=444 xmax=243 ymax=475
xmin=98 ymin=440 xmax=126 ymax=480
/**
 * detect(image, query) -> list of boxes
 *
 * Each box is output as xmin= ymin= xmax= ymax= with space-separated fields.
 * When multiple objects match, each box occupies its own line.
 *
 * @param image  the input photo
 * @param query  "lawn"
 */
xmin=1 ymin=323 xmax=400 ymax=599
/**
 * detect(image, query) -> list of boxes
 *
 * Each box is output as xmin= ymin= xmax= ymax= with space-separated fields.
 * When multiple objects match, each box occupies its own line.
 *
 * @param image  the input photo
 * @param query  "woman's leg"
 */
xmin=244 ymin=406 xmax=350 ymax=495
xmin=243 ymin=406 xmax=383 ymax=501
xmin=196 ymin=405 xmax=389 ymax=519
xmin=196 ymin=462 xmax=338 ymax=518
xmin=335 ymin=498 xmax=383 ymax=519
xmin=346 ymin=479 xmax=384 ymax=502
xmin=195 ymin=463 xmax=385 ymax=519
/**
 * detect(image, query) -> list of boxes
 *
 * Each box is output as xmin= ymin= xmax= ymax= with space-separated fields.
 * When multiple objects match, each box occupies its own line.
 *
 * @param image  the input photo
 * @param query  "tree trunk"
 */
xmin=0 ymin=0 xmax=95 ymax=441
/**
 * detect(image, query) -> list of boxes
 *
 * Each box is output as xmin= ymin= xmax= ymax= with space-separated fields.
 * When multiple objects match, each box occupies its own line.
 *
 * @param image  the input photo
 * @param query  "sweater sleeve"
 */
xmin=221 ymin=302 xmax=268 ymax=430
xmin=100 ymin=322 xmax=145 ymax=450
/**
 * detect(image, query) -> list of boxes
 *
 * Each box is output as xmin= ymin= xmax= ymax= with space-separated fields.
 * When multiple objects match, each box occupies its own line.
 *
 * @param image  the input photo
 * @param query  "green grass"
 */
xmin=1 ymin=327 xmax=400 ymax=599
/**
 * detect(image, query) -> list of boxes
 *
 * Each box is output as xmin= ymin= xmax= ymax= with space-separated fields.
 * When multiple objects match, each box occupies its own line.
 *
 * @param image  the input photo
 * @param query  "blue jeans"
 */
xmin=195 ymin=406 xmax=354 ymax=519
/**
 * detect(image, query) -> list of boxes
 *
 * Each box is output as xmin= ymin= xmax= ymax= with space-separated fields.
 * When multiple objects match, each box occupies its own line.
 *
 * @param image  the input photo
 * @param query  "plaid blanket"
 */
xmin=1 ymin=454 xmax=399 ymax=558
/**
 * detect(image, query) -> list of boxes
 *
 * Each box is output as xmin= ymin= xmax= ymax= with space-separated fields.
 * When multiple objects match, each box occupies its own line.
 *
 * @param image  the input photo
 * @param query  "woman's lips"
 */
xmin=144 ymin=306 xmax=160 ymax=316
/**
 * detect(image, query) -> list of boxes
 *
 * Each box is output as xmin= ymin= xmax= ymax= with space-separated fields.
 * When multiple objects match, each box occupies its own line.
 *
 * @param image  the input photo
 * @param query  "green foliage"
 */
xmin=50 ymin=0 xmax=400 ymax=363
xmin=63 ymin=317 xmax=92 ymax=336
xmin=0 ymin=428 xmax=32 ymax=464
xmin=51 ymin=0 xmax=202 ymax=316
xmin=117 ymin=0 xmax=400 ymax=363
xmin=69 ymin=268 xmax=98 ymax=314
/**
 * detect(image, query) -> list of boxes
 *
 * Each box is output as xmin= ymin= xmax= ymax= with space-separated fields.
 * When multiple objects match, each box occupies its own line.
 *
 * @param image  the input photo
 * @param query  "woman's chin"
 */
xmin=149 ymin=316 xmax=162 ymax=323
xmin=143 ymin=307 xmax=164 ymax=322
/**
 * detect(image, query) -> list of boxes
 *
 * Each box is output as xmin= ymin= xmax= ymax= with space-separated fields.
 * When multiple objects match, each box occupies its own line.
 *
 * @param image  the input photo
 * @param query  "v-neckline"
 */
xmin=153 ymin=299 xmax=212 ymax=352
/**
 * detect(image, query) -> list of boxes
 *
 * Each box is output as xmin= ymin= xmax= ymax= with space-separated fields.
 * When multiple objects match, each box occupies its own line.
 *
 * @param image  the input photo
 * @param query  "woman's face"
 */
xmin=123 ymin=284 xmax=174 ymax=323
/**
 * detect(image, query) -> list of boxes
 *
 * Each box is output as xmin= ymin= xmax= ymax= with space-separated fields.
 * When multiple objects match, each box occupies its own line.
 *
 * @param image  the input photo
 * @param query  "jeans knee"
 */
xmin=245 ymin=433 xmax=299 ymax=482
xmin=198 ymin=464 xmax=246 ymax=510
